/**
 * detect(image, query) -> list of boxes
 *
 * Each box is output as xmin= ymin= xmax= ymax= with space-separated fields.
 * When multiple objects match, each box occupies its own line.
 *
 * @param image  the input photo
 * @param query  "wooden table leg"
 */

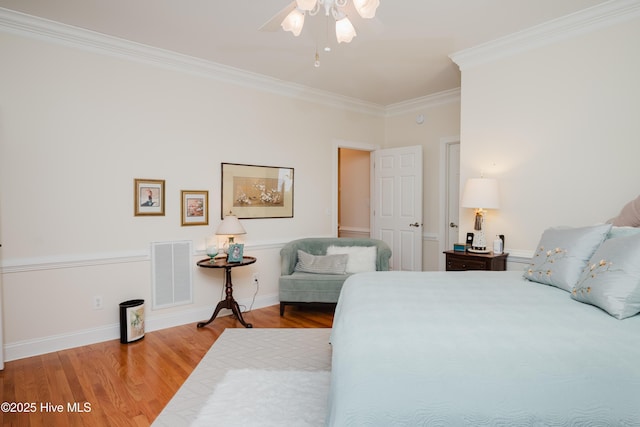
xmin=197 ymin=266 xmax=252 ymax=328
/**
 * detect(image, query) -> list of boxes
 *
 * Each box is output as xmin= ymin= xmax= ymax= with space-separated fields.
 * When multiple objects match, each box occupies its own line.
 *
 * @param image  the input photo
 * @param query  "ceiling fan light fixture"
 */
xmin=296 ymin=0 xmax=318 ymax=11
xmin=281 ymin=8 xmax=305 ymax=37
xmin=352 ymin=0 xmax=380 ymax=19
xmin=335 ymin=16 xmax=356 ymax=43
xmin=275 ymin=0 xmax=377 ymax=47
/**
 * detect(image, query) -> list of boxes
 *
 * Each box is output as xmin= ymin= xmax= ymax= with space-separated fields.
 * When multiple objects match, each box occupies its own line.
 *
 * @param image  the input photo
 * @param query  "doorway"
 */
xmin=333 ymin=141 xmax=424 ymax=271
xmin=332 ymin=140 xmax=378 ymax=239
xmin=338 ymin=148 xmax=371 ymax=238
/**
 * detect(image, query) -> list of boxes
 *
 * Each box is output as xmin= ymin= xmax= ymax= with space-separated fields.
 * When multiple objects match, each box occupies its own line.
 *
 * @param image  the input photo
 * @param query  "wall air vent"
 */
xmin=151 ymin=240 xmax=193 ymax=309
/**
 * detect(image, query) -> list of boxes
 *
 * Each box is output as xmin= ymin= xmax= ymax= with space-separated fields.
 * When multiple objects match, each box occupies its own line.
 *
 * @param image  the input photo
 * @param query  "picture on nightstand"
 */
xmin=227 ymin=243 xmax=244 ymax=262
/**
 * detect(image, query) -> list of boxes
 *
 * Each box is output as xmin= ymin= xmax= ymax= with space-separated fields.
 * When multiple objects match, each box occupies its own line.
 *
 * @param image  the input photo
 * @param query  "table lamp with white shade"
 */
xmin=215 ymin=212 xmax=246 ymax=256
xmin=461 ymin=177 xmax=500 ymax=253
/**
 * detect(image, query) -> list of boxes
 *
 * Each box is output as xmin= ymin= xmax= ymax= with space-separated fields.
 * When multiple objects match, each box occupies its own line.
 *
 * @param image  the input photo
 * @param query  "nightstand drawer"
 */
xmin=446 ymin=257 xmax=488 ymax=271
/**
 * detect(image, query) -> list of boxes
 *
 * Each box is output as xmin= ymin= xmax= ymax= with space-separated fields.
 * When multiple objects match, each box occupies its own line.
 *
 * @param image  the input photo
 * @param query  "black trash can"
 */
xmin=119 ymin=299 xmax=145 ymax=344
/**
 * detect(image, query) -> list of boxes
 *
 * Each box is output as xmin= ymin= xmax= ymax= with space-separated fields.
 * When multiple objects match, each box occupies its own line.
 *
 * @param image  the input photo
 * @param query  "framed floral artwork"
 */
xmin=221 ymin=163 xmax=294 ymax=219
xmin=181 ymin=190 xmax=209 ymax=226
xmin=134 ymin=178 xmax=165 ymax=216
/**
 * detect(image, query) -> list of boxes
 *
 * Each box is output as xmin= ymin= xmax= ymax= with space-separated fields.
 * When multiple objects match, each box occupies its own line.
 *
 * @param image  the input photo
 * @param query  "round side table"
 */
xmin=196 ymin=256 xmax=256 ymax=328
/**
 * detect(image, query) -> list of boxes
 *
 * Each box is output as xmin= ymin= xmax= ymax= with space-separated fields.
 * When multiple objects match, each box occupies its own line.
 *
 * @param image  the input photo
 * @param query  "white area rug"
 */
xmin=192 ymin=369 xmax=330 ymax=427
xmin=152 ymin=328 xmax=332 ymax=426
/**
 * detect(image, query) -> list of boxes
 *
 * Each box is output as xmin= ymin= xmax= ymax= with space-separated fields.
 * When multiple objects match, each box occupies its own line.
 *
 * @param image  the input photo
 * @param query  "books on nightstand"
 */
xmin=453 ymin=243 xmax=470 ymax=252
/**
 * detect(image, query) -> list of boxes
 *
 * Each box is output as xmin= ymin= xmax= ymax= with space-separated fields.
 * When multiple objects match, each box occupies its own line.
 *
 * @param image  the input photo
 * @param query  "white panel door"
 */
xmin=373 ymin=145 xmax=423 ymax=271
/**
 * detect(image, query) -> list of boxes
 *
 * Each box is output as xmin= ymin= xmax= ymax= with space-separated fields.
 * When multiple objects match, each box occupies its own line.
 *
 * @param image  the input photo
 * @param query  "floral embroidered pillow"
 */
xmin=524 ymin=224 xmax=611 ymax=292
xmin=571 ymin=233 xmax=640 ymax=319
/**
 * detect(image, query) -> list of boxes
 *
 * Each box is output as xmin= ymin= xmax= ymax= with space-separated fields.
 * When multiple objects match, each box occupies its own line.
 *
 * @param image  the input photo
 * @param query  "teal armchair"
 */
xmin=279 ymin=237 xmax=392 ymax=315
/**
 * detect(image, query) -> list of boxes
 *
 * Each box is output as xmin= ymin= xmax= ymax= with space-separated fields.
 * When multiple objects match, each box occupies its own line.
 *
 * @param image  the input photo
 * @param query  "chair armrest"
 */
xmin=375 ymin=241 xmax=392 ymax=271
xmin=280 ymin=244 xmax=298 ymax=275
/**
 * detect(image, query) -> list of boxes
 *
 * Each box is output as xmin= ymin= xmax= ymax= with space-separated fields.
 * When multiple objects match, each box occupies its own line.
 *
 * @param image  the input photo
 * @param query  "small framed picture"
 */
xmin=181 ymin=190 xmax=209 ymax=226
xmin=134 ymin=178 xmax=165 ymax=216
xmin=227 ymin=243 xmax=244 ymax=262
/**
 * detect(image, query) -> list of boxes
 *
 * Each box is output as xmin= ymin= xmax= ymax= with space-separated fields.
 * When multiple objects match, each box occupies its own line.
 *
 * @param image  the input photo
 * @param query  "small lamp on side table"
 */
xmin=216 ymin=212 xmax=246 ymax=256
xmin=461 ymin=177 xmax=499 ymax=253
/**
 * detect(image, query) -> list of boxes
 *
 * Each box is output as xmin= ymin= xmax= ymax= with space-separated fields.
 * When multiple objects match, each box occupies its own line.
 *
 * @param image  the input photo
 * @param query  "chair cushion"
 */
xmin=279 ymin=272 xmax=352 ymax=303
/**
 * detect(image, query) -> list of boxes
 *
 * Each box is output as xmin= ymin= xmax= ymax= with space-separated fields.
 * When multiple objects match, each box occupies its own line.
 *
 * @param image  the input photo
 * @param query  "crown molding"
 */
xmin=385 ymin=88 xmax=461 ymax=116
xmin=0 ymin=7 xmax=385 ymax=116
xmin=450 ymin=0 xmax=640 ymax=70
xmin=6 ymin=2 xmax=633 ymax=118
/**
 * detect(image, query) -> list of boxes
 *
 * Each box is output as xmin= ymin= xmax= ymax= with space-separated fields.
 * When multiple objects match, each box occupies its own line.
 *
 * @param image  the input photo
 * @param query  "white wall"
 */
xmin=455 ymin=13 xmax=640 ymax=257
xmin=0 ymin=31 xmax=384 ymax=360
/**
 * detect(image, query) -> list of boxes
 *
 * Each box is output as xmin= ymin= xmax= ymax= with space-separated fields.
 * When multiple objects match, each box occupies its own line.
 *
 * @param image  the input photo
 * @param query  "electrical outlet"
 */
xmin=252 ymin=273 xmax=259 ymax=285
xmin=93 ymin=295 xmax=103 ymax=310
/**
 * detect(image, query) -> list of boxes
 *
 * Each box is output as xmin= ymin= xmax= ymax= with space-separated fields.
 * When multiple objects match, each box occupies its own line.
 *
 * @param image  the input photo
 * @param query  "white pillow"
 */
xmin=326 ymin=245 xmax=377 ymax=273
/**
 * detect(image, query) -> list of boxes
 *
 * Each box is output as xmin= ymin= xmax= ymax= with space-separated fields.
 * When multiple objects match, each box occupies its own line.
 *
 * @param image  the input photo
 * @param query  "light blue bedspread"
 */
xmin=327 ymin=271 xmax=640 ymax=426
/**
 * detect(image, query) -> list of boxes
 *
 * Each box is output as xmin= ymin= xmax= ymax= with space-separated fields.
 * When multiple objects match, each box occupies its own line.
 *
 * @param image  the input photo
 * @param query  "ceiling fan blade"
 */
xmin=259 ymin=1 xmax=298 ymax=32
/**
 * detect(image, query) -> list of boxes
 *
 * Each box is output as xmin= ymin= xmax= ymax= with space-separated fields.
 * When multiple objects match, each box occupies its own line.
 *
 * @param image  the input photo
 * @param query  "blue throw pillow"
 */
xmin=524 ymin=224 xmax=611 ymax=292
xmin=571 ymin=233 xmax=640 ymax=319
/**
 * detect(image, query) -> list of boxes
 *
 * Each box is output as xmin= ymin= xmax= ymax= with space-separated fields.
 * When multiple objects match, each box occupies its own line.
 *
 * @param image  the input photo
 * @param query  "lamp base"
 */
xmin=468 ymin=248 xmax=491 ymax=254
xmin=470 ymin=229 xmax=489 ymax=253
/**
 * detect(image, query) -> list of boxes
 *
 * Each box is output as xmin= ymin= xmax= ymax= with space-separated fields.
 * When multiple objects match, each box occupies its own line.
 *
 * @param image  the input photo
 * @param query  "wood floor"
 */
xmin=0 ymin=304 xmax=334 ymax=427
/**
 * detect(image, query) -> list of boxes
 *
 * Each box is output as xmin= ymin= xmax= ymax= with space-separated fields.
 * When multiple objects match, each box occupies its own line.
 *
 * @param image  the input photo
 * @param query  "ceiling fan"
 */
xmin=259 ymin=0 xmax=380 ymax=44
xmin=259 ymin=2 xmax=298 ymax=32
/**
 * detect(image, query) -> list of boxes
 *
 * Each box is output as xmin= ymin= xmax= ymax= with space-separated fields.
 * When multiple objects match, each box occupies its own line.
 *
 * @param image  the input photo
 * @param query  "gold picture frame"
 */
xmin=181 ymin=190 xmax=209 ymax=226
xmin=221 ymin=163 xmax=294 ymax=219
xmin=134 ymin=178 xmax=165 ymax=216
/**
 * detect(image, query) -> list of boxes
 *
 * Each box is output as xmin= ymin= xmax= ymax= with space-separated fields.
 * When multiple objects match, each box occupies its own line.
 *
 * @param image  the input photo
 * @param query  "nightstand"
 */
xmin=444 ymin=250 xmax=508 ymax=271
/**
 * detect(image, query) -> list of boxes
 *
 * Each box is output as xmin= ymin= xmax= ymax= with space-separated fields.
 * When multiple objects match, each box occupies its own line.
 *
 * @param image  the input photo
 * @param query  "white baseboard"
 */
xmin=4 ymin=293 xmax=279 ymax=362
xmin=338 ymin=227 xmax=370 ymax=238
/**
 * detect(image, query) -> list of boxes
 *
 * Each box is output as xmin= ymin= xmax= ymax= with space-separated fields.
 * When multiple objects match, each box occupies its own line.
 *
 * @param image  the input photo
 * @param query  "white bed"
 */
xmin=327 ymin=270 xmax=640 ymax=426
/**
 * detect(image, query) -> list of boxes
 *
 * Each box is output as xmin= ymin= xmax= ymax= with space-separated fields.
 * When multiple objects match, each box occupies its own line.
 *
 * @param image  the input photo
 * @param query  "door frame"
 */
xmin=438 ymin=136 xmax=460 ymax=270
xmin=332 ymin=139 xmax=380 ymax=237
